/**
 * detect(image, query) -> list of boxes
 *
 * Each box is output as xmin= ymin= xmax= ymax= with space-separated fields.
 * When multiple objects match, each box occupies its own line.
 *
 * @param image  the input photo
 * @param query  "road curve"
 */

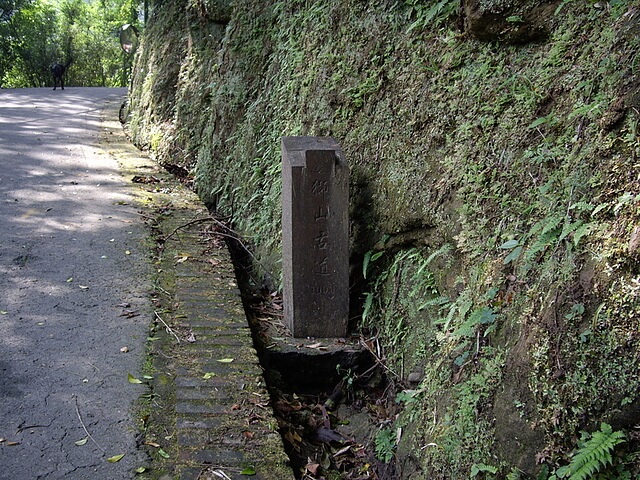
xmin=0 ymin=87 xmax=150 ymax=479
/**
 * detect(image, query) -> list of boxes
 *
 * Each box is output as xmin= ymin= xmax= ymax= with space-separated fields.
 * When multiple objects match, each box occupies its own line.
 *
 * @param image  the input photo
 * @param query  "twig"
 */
xmin=153 ymin=284 xmax=172 ymax=297
xmin=163 ymin=217 xmax=215 ymax=242
xmin=162 ymin=216 xmax=274 ymax=280
xmin=357 ymin=363 xmax=380 ymax=380
xmin=16 ymin=423 xmax=50 ymax=434
xmin=74 ymin=396 xmax=106 ymax=453
xmin=154 ymin=311 xmax=181 ymax=344
xmin=137 ymin=212 xmax=157 ymax=221
xmin=359 ymin=335 xmax=399 ymax=379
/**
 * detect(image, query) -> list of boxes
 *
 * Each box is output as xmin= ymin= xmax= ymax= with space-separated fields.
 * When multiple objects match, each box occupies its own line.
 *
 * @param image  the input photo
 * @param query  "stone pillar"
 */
xmin=281 ymin=137 xmax=349 ymax=338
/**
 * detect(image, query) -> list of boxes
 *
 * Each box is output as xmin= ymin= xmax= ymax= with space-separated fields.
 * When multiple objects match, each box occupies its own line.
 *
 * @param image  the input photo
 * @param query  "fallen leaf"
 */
xmin=6 ymin=441 xmax=20 ymax=446
xmin=75 ymin=437 xmax=88 ymax=446
xmin=217 ymin=358 xmax=234 ymax=363
xmin=132 ymin=175 xmax=160 ymax=184
xmin=333 ymin=445 xmax=352 ymax=457
xmin=240 ymin=466 xmax=256 ymax=475
xmin=306 ymin=342 xmax=323 ymax=349
xmin=0 ymin=311 xmax=7 ymax=315
xmin=66 ymin=277 xmax=73 ymax=283
xmin=120 ymin=346 xmax=129 ymax=353
xmin=305 ymin=463 xmax=320 ymax=475
xmin=144 ymin=441 xmax=161 ymax=448
xmin=134 ymin=467 xmax=147 ymax=474
xmin=107 ymin=454 xmax=125 ymax=463
xmin=78 ymin=285 xmax=89 ymax=290
xmin=284 ymin=429 xmax=302 ymax=446
xmin=157 ymin=448 xmax=170 ymax=459
xmin=203 ymin=372 xmax=216 ymax=379
xmin=175 ymin=255 xmax=190 ymax=263
xmin=127 ymin=373 xmax=143 ymax=384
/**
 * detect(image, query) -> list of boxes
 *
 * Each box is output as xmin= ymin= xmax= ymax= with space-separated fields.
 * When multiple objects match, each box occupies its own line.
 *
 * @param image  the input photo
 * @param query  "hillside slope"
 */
xmin=126 ymin=0 xmax=640 ymax=478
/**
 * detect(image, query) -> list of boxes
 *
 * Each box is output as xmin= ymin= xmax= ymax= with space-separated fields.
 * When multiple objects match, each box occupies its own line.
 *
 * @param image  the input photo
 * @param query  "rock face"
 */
xmin=462 ymin=0 xmax=560 ymax=43
xmin=193 ymin=0 xmax=232 ymax=23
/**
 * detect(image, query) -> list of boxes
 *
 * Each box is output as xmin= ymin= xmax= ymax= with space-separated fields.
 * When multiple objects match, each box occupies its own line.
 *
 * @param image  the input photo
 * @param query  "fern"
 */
xmin=406 ymin=0 xmax=459 ymax=31
xmin=555 ymin=423 xmax=625 ymax=480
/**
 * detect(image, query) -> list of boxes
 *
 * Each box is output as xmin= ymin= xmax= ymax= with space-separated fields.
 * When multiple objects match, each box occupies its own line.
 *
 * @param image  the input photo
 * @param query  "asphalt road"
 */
xmin=0 ymin=88 xmax=150 ymax=479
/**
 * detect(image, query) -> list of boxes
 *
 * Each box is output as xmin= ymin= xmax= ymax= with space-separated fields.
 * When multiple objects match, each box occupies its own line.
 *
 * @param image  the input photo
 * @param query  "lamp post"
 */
xmin=119 ymin=24 xmax=139 ymax=55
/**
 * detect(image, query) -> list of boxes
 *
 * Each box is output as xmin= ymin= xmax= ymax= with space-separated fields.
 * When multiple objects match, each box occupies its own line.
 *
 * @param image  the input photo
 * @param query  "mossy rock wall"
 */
xmin=127 ymin=0 xmax=640 ymax=477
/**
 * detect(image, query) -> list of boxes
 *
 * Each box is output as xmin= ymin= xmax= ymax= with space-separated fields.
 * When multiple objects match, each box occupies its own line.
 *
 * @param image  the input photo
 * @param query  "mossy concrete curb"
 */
xmin=100 ymin=97 xmax=294 ymax=480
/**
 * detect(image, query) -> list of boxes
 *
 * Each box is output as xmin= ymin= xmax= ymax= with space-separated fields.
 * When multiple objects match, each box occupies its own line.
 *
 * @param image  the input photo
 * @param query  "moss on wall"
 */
xmin=127 ymin=0 xmax=640 ymax=477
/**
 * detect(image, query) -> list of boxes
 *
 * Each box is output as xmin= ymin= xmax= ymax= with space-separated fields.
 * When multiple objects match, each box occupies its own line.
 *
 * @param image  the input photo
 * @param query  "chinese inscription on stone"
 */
xmin=282 ymin=137 xmax=349 ymax=338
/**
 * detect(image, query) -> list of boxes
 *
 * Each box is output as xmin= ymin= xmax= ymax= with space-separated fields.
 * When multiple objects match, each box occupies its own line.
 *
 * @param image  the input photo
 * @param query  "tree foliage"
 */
xmin=0 ymin=0 xmax=141 ymax=88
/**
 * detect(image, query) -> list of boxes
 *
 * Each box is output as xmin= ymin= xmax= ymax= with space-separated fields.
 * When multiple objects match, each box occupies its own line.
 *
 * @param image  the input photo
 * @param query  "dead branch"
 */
xmin=154 ymin=311 xmax=181 ymax=344
xmin=359 ymin=335 xmax=399 ymax=379
xmin=162 ymin=216 xmax=274 ymax=280
xmin=74 ymin=396 xmax=106 ymax=453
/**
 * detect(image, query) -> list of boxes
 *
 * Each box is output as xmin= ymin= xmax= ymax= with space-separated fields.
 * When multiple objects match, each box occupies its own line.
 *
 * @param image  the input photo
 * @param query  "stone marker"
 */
xmin=282 ymin=137 xmax=349 ymax=338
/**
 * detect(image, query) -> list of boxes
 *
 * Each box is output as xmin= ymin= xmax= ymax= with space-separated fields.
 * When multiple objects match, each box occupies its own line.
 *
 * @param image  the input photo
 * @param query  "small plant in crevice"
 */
xmin=361 ymin=245 xmax=447 ymax=339
xmin=361 ymin=246 xmax=386 ymax=324
xmin=470 ymin=462 xmax=499 ymax=477
xmin=335 ymin=363 xmax=356 ymax=393
xmin=374 ymin=426 xmax=397 ymax=463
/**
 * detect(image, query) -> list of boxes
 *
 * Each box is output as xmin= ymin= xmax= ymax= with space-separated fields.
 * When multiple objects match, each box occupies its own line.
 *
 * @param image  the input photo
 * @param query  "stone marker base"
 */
xmin=259 ymin=336 xmax=374 ymax=394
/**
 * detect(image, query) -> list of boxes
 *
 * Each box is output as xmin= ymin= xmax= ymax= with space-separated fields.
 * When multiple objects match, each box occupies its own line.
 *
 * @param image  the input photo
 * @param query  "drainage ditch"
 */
xmin=224 ymin=233 xmax=400 ymax=480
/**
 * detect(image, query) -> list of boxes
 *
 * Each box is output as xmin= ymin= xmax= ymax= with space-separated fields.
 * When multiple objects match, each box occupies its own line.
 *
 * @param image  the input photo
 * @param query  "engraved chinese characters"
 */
xmin=282 ymin=137 xmax=349 ymax=338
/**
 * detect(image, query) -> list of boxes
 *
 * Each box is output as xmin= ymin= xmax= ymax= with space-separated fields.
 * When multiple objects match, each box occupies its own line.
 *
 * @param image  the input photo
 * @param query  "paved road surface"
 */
xmin=0 ymin=88 xmax=150 ymax=479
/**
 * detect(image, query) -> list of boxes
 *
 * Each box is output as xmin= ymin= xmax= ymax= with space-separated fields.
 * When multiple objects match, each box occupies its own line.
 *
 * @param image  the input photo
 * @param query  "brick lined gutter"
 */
xmin=101 ymin=97 xmax=294 ymax=480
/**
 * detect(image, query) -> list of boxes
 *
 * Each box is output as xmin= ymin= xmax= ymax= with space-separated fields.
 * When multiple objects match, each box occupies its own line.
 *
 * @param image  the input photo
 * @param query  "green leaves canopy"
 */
xmin=0 ymin=0 xmax=141 ymax=87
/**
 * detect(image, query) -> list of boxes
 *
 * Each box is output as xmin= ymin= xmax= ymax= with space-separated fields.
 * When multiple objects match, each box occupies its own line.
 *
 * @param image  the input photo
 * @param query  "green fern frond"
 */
xmin=557 ymin=423 xmax=625 ymax=480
